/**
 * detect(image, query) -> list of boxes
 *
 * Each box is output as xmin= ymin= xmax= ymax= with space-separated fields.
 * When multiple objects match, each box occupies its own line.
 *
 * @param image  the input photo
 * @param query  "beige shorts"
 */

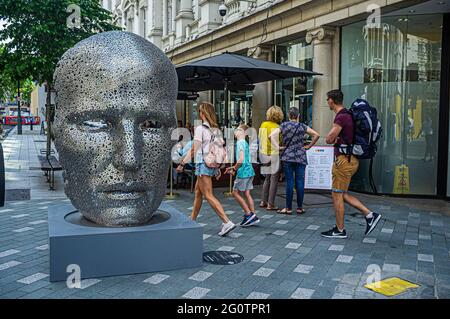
xmin=332 ymin=155 xmax=359 ymax=193
xmin=233 ymin=176 xmax=254 ymax=192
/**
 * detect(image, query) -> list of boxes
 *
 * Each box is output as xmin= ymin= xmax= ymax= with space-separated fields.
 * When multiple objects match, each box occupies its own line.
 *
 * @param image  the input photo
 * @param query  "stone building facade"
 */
xmin=103 ymin=0 xmax=450 ymax=198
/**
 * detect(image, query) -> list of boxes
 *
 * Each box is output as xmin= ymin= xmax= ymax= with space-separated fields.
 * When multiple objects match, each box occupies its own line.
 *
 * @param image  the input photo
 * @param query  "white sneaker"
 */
xmin=218 ymin=221 xmax=236 ymax=237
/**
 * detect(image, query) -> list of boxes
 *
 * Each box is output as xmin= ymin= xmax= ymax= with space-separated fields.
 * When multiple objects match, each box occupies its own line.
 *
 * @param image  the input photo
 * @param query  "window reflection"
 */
xmin=274 ymin=40 xmax=314 ymax=127
xmin=341 ymin=14 xmax=442 ymax=195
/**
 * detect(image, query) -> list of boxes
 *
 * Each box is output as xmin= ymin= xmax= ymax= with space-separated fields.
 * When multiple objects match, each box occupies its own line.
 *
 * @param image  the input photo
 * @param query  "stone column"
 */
xmin=133 ymin=3 xmax=140 ymax=34
xmin=162 ymin=0 xmax=168 ymax=37
xmin=175 ymin=0 xmax=194 ymax=45
xmin=247 ymin=45 xmax=273 ymax=131
xmin=306 ymin=26 xmax=338 ymax=145
xmin=169 ymin=0 xmax=177 ymax=46
xmin=149 ymin=0 xmax=163 ymax=48
xmin=102 ymin=0 xmax=109 ymax=10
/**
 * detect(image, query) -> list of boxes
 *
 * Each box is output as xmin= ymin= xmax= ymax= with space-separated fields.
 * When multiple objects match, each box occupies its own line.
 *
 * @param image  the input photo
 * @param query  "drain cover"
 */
xmin=203 ymin=251 xmax=244 ymax=265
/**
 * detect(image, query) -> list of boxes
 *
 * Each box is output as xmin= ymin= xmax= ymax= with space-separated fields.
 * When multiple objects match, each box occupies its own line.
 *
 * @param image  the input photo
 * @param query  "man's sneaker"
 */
xmin=218 ymin=221 xmax=236 ymax=236
xmin=321 ymin=226 xmax=347 ymax=239
xmin=365 ymin=212 xmax=382 ymax=236
xmin=241 ymin=213 xmax=260 ymax=227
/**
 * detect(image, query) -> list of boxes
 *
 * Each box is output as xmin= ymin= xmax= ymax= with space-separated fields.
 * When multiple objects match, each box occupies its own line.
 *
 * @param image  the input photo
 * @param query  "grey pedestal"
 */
xmin=48 ymin=202 xmax=203 ymax=282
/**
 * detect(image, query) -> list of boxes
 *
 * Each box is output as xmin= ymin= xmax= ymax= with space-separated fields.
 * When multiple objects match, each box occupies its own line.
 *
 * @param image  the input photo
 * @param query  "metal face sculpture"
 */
xmin=53 ymin=31 xmax=178 ymax=226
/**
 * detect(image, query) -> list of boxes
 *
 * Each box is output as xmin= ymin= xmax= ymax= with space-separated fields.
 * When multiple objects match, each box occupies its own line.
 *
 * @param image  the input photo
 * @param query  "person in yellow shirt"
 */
xmin=258 ymin=105 xmax=283 ymax=210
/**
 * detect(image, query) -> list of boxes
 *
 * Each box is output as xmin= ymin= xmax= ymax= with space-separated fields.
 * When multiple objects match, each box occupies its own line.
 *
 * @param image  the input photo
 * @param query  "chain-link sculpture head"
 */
xmin=53 ymin=31 xmax=178 ymax=226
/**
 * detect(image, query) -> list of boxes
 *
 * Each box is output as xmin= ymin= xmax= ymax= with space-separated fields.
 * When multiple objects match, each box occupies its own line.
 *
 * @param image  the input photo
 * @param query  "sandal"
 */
xmin=259 ymin=201 xmax=268 ymax=208
xmin=266 ymin=205 xmax=279 ymax=211
xmin=277 ymin=208 xmax=292 ymax=215
xmin=296 ymin=208 xmax=306 ymax=215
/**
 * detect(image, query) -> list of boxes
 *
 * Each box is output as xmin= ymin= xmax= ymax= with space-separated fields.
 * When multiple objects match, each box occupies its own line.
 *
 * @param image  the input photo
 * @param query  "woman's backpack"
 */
xmin=202 ymin=125 xmax=227 ymax=168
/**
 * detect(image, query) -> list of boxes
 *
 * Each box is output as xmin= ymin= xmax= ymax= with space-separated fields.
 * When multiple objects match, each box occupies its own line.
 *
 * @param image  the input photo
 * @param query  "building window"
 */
xmin=341 ymin=14 xmax=443 ymax=195
xmin=274 ymin=40 xmax=314 ymax=127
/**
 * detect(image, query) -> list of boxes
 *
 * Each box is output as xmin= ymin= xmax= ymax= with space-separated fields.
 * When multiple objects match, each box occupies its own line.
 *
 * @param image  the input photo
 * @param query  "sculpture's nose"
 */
xmin=113 ymin=118 xmax=142 ymax=172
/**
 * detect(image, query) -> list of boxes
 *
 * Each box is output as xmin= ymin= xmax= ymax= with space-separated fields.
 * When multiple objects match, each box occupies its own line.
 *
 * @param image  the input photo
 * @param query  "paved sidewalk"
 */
xmin=1 ymin=127 xmax=450 ymax=299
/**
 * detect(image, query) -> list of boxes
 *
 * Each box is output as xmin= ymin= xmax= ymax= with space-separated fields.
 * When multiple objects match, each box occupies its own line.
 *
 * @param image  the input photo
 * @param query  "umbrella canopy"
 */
xmin=177 ymin=52 xmax=321 ymax=92
xmin=176 ymin=52 xmax=321 ymax=127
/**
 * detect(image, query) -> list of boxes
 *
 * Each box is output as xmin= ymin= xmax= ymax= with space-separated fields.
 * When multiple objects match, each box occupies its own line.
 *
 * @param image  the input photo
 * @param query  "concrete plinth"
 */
xmin=48 ymin=202 xmax=203 ymax=282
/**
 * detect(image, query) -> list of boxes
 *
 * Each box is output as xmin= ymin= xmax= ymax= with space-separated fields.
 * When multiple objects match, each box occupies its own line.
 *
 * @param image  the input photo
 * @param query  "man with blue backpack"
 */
xmin=321 ymin=90 xmax=382 ymax=239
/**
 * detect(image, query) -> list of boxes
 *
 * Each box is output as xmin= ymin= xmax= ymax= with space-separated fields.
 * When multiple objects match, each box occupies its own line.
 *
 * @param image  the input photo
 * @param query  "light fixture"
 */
xmin=218 ymin=0 xmax=257 ymax=17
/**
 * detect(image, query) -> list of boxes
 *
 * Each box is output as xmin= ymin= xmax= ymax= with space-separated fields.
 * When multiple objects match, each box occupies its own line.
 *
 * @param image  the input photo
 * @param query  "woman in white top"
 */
xmin=177 ymin=102 xmax=236 ymax=236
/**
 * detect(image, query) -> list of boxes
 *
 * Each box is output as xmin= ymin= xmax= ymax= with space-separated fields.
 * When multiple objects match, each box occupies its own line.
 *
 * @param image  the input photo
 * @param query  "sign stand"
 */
xmin=165 ymin=163 xmax=179 ymax=199
xmin=305 ymin=146 xmax=334 ymax=190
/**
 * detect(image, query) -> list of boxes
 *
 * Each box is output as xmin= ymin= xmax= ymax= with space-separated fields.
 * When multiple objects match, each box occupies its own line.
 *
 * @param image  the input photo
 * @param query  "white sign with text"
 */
xmin=305 ymin=146 xmax=334 ymax=190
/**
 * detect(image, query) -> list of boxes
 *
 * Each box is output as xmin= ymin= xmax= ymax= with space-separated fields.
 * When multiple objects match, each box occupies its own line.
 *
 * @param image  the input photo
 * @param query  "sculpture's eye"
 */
xmin=140 ymin=120 xmax=162 ymax=131
xmin=81 ymin=120 xmax=112 ymax=131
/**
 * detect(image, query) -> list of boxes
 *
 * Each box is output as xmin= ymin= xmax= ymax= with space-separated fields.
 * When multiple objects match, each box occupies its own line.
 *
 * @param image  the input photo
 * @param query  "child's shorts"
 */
xmin=233 ymin=176 xmax=254 ymax=192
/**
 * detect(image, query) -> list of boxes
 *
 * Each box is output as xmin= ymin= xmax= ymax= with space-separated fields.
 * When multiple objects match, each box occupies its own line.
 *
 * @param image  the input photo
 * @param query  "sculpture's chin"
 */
xmin=65 ymin=186 xmax=165 ymax=227
xmin=81 ymin=207 xmax=156 ymax=227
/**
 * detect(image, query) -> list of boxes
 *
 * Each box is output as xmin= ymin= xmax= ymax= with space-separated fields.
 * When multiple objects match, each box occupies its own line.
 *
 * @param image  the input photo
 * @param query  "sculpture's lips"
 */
xmin=104 ymin=191 xmax=146 ymax=200
xmin=99 ymin=183 xmax=149 ymax=200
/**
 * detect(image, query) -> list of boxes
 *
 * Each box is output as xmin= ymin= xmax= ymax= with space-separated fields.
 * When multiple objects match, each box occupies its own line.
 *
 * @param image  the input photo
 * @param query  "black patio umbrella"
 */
xmin=176 ymin=52 xmax=321 ymax=127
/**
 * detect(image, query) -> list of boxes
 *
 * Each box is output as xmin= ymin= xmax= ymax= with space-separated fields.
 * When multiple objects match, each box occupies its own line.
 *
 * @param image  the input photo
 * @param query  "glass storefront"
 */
xmin=213 ymin=90 xmax=253 ymax=128
xmin=274 ymin=40 xmax=314 ymax=127
xmin=341 ymin=14 xmax=443 ymax=195
xmin=448 ymin=122 xmax=450 ymax=197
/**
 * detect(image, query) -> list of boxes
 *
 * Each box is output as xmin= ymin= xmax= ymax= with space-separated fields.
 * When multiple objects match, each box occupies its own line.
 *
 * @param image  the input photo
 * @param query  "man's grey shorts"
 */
xmin=233 ymin=176 xmax=254 ymax=192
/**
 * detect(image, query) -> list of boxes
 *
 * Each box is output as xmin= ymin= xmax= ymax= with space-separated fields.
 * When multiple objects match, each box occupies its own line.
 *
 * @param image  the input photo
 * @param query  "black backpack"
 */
xmin=336 ymin=99 xmax=382 ymax=160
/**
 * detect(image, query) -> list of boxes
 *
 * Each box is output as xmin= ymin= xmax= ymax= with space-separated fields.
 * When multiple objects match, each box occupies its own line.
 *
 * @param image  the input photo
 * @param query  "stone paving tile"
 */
xmin=189 ymin=271 xmax=213 ymax=282
xmin=253 ymin=267 xmax=275 ymax=277
xmin=28 ymin=220 xmax=47 ymax=225
xmin=182 ymin=287 xmax=210 ymax=299
xmin=0 ymin=260 xmax=22 ymax=271
xmin=362 ymin=238 xmax=377 ymax=244
xmin=285 ymin=242 xmax=302 ymax=249
xmin=329 ymin=245 xmax=344 ymax=252
xmin=0 ymin=249 xmax=20 ymax=258
xmin=336 ymin=255 xmax=354 ymax=263
xmin=143 ymin=274 xmax=170 ymax=285
xmin=290 ymin=287 xmax=315 ymax=299
xmin=246 ymin=291 xmax=270 ymax=299
xmin=10 ymin=214 xmax=30 ymax=219
xmin=418 ymin=254 xmax=434 ymax=263
xmin=74 ymin=279 xmax=101 ymax=290
xmin=12 ymin=227 xmax=34 ymax=233
xmin=405 ymin=239 xmax=419 ymax=246
xmin=251 ymin=255 xmax=272 ymax=263
xmin=293 ymin=264 xmax=314 ymax=274
xmin=217 ymin=246 xmax=234 ymax=252
xmin=383 ymin=263 xmax=401 ymax=272
xmin=17 ymin=273 xmax=49 ymax=284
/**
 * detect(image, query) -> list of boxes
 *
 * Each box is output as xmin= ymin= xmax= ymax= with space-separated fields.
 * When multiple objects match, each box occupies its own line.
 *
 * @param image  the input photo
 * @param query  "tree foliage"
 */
xmin=0 ymin=0 xmax=122 ymax=85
